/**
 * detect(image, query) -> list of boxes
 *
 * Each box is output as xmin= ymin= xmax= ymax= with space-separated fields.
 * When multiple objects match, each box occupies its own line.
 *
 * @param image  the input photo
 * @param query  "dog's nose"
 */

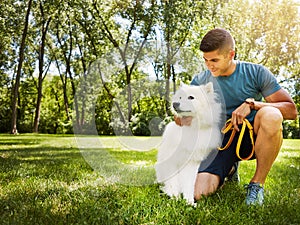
xmin=173 ymin=102 xmax=180 ymax=110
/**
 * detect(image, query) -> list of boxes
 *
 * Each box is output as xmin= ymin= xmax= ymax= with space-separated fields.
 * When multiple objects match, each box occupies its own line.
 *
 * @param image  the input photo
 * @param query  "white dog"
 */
xmin=155 ymin=82 xmax=222 ymax=204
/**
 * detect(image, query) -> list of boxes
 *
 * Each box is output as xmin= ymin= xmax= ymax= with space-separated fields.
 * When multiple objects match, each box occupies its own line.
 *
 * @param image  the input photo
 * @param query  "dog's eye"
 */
xmin=188 ymin=96 xmax=194 ymax=100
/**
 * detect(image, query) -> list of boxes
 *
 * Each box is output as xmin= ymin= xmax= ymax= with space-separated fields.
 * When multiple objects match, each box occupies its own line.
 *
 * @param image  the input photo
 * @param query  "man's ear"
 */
xmin=229 ymin=49 xmax=235 ymax=60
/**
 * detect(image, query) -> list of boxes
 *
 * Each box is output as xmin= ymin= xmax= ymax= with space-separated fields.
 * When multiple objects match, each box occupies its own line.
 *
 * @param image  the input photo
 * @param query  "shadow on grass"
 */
xmin=0 ymin=146 xmax=92 ymax=184
xmin=0 ymin=137 xmax=44 ymax=148
xmin=0 ymin=136 xmax=299 ymax=224
xmin=0 ymin=141 xmax=157 ymax=186
xmin=80 ymin=148 xmax=157 ymax=186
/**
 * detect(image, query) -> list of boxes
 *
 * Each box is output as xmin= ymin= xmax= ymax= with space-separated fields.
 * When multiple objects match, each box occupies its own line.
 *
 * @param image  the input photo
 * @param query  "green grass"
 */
xmin=0 ymin=134 xmax=299 ymax=224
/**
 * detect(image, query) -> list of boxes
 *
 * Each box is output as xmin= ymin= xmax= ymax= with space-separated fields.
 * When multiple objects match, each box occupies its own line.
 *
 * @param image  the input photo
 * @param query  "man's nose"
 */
xmin=206 ymin=61 xmax=213 ymax=69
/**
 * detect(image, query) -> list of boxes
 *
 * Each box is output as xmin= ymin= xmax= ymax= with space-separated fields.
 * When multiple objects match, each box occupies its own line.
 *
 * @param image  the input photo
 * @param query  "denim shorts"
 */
xmin=198 ymin=122 xmax=256 ymax=185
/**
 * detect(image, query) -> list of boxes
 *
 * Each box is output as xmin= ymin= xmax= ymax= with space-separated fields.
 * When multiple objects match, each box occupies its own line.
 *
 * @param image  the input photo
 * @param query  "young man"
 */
xmin=176 ymin=28 xmax=298 ymax=205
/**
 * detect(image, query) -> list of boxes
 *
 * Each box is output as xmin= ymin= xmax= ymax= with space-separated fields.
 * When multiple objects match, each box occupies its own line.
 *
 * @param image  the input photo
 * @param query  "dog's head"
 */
xmin=171 ymin=82 xmax=215 ymax=118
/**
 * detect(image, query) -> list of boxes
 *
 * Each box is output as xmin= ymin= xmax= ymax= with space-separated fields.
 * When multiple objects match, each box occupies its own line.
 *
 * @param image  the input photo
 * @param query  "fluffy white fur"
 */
xmin=155 ymin=82 xmax=222 ymax=204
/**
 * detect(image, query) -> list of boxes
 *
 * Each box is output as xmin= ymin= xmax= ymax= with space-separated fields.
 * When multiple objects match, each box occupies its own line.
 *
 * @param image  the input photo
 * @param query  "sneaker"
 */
xmin=245 ymin=182 xmax=264 ymax=205
xmin=227 ymin=162 xmax=240 ymax=183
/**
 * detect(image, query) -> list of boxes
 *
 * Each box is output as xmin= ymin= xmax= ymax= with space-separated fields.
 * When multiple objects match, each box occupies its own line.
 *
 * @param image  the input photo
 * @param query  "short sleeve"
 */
xmin=191 ymin=71 xmax=207 ymax=86
xmin=256 ymin=66 xmax=281 ymax=98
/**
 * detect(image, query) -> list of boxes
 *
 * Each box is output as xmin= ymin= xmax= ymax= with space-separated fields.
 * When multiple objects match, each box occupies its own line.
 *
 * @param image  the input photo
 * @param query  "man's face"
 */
xmin=203 ymin=49 xmax=235 ymax=77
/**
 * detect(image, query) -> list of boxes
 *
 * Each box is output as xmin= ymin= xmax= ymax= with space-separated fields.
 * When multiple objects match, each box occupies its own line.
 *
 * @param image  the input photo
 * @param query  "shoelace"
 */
xmin=245 ymin=183 xmax=262 ymax=200
xmin=247 ymin=185 xmax=258 ymax=199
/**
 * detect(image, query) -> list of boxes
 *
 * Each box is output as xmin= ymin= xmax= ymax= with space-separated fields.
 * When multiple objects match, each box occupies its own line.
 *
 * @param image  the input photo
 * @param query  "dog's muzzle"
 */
xmin=173 ymin=102 xmax=180 ymax=111
xmin=172 ymin=102 xmax=191 ymax=114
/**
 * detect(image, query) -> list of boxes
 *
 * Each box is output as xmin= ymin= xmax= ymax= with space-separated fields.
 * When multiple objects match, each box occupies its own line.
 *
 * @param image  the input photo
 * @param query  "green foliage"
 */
xmin=217 ymin=0 xmax=300 ymax=75
xmin=0 ymin=74 xmax=11 ymax=132
xmin=0 ymin=0 xmax=299 ymax=135
xmin=283 ymin=119 xmax=300 ymax=139
xmin=17 ymin=78 xmax=37 ymax=133
xmin=39 ymin=76 xmax=73 ymax=134
xmin=130 ymin=80 xmax=167 ymax=136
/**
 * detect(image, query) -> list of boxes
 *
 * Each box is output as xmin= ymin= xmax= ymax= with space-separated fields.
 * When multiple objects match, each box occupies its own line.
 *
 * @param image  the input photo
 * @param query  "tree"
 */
xmin=0 ymin=1 xmax=14 ymax=78
xmin=158 ymin=0 xmax=199 ymax=114
xmin=11 ymin=0 xmax=32 ymax=134
xmin=1 ymin=0 xmax=299 ymax=136
xmin=50 ymin=1 xmax=83 ymax=132
xmin=216 ymin=0 xmax=300 ymax=75
xmin=90 ymin=0 xmax=157 ymax=123
xmin=32 ymin=0 xmax=53 ymax=133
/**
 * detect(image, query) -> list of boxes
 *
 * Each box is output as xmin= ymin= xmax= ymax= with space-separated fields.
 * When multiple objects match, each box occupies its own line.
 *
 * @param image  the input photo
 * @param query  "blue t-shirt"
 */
xmin=191 ymin=61 xmax=281 ymax=121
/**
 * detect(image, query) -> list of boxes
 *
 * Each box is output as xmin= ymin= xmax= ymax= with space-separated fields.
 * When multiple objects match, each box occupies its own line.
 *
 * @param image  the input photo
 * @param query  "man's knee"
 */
xmin=254 ymin=106 xmax=283 ymax=135
xmin=194 ymin=172 xmax=220 ymax=200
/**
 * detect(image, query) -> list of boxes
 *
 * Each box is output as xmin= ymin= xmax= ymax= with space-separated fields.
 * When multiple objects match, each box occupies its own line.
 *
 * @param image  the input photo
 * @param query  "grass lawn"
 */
xmin=0 ymin=134 xmax=299 ymax=225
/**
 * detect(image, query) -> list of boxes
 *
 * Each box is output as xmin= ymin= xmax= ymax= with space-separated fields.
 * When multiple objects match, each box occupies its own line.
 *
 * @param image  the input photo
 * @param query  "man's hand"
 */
xmin=174 ymin=115 xmax=193 ymax=126
xmin=231 ymin=102 xmax=251 ymax=131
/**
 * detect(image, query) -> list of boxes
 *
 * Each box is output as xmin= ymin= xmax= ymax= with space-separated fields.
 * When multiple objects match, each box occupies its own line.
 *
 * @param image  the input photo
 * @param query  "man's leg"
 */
xmin=194 ymin=172 xmax=220 ymax=200
xmin=252 ymin=106 xmax=283 ymax=184
xmin=194 ymin=124 xmax=243 ymax=201
xmin=245 ymin=106 xmax=283 ymax=205
xmin=194 ymin=106 xmax=283 ymax=202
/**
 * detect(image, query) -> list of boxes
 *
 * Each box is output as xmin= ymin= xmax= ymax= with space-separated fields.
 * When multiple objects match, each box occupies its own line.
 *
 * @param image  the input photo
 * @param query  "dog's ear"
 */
xmin=205 ymin=82 xmax=214 ymax=93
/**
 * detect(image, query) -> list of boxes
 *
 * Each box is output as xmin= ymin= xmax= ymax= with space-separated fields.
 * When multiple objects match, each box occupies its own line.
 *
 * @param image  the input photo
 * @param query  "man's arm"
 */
xmin=231 ymin=88 xmax=298 ymax=131
xmin=256 ymin=89 xmax=298 ymax=120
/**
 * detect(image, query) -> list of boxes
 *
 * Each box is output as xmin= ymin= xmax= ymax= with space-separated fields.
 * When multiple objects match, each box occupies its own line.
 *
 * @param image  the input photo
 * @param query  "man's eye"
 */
xmin=188 ymin=96 xmax=194 ymax=100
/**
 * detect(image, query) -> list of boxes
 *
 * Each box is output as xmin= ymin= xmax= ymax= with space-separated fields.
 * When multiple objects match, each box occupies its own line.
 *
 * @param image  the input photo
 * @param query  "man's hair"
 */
xmin=200 ymin=28 xmax=235 ymax=54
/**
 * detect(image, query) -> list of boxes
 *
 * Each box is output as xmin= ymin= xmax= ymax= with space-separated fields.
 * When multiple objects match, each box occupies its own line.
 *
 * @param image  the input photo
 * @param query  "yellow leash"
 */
xmin=218 ymin=119 xmax=255 ymax=161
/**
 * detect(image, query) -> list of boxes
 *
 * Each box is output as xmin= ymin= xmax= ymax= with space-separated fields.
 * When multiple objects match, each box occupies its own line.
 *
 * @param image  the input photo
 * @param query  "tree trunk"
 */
xmin=56 ymin=60 xmax=71 ymax=121
xmin=92 ymin=1 xmax=153 ymax=123
xmin=33 ymin=7 xmax=51 ymax=133
xmin=33 ymin=73 xmax=43 ymax=133
xmin=10 ymin=0 xmax=32 ymax=134
xmin=171 ymin=64 xmax=176 ymax=93
xmin=165 ymin=63 xmax=171 ymax=115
